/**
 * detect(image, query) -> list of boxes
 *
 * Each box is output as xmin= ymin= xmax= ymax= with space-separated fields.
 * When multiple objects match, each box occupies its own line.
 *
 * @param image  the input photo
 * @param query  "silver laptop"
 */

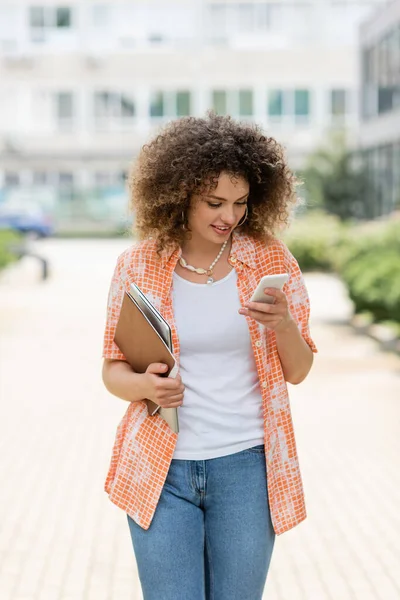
xmin=128 ymin=283 xmax=179 ymax=432
xmin=129 ymin=283 xmax=173 ymax=350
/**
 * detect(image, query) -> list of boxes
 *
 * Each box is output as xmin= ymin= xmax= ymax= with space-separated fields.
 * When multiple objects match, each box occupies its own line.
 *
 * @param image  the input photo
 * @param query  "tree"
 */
xmin=302 ymin=132 xmax=370 ymax=221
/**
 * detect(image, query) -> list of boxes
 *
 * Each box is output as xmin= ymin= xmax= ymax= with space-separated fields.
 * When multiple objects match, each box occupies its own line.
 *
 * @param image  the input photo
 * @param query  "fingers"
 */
xmin=263 ymin=287 xmax=286 ymax=302
xmin=150 ymin=374 xmax=185 ymax=405
xmin=239 ymin=302 xmax=278 ymax=317
xmin=248 ymin=302 xmax=278 ymax=313
xmin=150 ymin=371 xmax=182 ymax=387
xmin=146 ymin=362 xmax=169 ymax=375
xmin=158 ymin=393 xmax=184 ymax=408
xmin=160 ymin=401 xmax=183 ymax=409
xmin=156 ymin=374 xmax=184 ymax=391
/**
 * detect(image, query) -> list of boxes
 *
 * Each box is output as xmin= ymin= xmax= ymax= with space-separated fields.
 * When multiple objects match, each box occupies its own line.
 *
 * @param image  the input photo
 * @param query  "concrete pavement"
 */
xmin=0 ymin=239 xmax=399 ymax=600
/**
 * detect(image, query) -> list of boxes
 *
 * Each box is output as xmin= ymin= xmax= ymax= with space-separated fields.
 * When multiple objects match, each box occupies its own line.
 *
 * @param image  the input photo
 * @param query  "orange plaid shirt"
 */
xmin=103 ymin=231 xmax=317 ymax=534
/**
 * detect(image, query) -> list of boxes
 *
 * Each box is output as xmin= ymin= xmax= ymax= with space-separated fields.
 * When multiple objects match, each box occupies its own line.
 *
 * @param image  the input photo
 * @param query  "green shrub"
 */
xmin=341 ymin=251 xmax=400 ymax=321
xmin=0 ymin=230 xmax=23 ymax=270
xmin=283 ymin=210 xmax=346 ymax=272
xmin=333 ymin=220 xmax=400 ymax=271
xmin=284 ymin=211 xmax=400 ymax=324
xmin=337 ymin=221 xmax=400 ymax=322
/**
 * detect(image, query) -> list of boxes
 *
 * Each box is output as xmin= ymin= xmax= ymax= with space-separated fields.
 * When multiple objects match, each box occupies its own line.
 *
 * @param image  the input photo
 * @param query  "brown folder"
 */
xmin=114 ymin=291 xmax=179 ymax=433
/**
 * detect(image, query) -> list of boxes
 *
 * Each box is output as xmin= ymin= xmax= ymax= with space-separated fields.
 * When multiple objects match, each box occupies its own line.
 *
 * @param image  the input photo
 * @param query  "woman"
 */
xmin=102 ymin=113 xmax=317 ymax=600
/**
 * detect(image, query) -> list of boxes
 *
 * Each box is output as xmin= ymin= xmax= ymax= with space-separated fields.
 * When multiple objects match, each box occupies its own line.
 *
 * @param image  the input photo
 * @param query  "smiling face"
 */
xmin=186 ymin=172 xmax=249 ymax=247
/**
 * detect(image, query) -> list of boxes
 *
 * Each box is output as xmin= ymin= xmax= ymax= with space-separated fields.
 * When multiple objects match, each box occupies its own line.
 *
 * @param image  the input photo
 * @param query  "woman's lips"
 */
xmin=211 ymin=225 xmax=231 ymax=235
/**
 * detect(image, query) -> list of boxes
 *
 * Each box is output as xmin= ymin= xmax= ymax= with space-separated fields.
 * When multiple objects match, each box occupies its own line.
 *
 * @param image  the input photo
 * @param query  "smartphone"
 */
xmin=250 ymin=273 xmax=289 ymax=304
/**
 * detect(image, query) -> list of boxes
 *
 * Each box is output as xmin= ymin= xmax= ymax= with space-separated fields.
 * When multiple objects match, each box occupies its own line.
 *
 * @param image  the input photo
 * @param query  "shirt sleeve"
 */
xmin=285 ymin=250 xmax=318 ymax=354
xmin=102 ymin=255 xmax=128 ymax=361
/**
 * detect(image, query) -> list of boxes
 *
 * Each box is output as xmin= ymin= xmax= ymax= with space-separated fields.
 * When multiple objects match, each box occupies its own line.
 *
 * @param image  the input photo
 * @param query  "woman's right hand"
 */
xmin=143 ymin=363 xmax=185 ymax=408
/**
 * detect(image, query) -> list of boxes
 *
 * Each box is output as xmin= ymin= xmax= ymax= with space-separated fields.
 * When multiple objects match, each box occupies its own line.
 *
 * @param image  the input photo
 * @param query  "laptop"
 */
xmin=129 ymin=283 xmax=173 ymax=350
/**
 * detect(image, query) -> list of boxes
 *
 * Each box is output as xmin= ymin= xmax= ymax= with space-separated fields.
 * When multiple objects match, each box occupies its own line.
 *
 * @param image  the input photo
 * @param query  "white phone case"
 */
xmin=250 ymin=273 xmax=289 ymax=304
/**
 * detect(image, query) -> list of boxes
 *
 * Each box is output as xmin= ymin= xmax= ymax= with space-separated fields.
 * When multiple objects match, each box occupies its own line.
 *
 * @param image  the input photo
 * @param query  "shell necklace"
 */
xmin=179 ymin=240 xmax=228 ymax=285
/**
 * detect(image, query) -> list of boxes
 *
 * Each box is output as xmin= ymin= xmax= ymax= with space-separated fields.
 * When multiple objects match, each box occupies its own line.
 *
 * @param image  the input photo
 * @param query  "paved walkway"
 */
xmin=1 ymin=239 xmax=399 ymax=600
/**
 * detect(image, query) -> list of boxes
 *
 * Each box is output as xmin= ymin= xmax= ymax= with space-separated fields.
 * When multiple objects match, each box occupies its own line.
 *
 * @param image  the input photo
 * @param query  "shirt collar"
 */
xmin=229 ymin=231 xmax=257 ymax=269
xmin=159 ymin=230 xmax=257 ymax=271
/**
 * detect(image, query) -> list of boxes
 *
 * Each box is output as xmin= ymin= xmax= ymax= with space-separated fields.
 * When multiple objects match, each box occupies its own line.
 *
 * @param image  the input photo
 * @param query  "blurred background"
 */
xmin=0 ymin=1 xmax=399 ymax=600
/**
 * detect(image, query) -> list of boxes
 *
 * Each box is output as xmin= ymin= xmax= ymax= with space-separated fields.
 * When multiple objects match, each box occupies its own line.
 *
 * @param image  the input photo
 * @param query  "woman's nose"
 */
xmin=221 ymin=207 xmax=236 ymax=225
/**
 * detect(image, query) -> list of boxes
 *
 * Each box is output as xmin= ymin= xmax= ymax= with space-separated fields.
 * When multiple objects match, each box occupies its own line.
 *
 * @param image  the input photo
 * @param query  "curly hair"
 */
xmin=129 ymin=112 xmax=299 ymax=253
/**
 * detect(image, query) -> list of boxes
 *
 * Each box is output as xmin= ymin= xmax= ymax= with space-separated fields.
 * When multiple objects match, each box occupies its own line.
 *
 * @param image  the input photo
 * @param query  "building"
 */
xmin=0 ymin=0 xmax=386 ymax=219
xmin=360 ymin=0 xmax=400 ymax=218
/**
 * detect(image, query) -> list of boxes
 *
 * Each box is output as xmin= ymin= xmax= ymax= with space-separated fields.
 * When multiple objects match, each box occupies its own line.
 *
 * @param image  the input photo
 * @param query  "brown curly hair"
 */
xmin=129 ymin=112 xmax=298 ymax=253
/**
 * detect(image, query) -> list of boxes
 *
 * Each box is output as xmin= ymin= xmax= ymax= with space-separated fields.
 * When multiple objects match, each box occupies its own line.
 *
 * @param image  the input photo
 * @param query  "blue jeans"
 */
xmin=127 ymin=445 xmax=275 ymax=600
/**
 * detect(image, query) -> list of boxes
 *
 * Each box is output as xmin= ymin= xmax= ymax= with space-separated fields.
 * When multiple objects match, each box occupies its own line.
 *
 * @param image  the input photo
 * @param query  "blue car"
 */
xmin=0 ymin=202 xmax=54 ymax=238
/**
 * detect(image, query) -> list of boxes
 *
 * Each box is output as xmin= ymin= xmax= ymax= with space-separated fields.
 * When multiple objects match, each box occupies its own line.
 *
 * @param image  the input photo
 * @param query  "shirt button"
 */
xmin=262 ymin=381 xmax=268 ymax=389
xmin=255 ymin=340 xmax=262 ymax=348
xmin=230 ymin=255 xmax=237 ymax=263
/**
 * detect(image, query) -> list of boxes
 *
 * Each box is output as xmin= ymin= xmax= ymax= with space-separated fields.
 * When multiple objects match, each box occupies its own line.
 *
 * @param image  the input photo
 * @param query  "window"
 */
xmin=261 ymin=3 xmax=283 ymax=32
xmin=56 ymin=7 xmax=71 ymax=28
xmin=268 ymin=90 xmax=283 ymax=118
xmin=94 ymin=92 xmax=136 ymax=130
xmin=148 ymin=34 xmax=164 ymax=44
xmin=211 ymin=89 xmax=253 ymax=117
xmin=207 ymin=3 xmax=283 ymax=40
xmin=212 ymin=90 xmax=227 ymax=115
xmin=4 ymin=172 xmax=20 ymax=187
xmin=56 ymin=92 xmax=74 ymax=130
xmin=267 ymin=89 xmax=311 ymax=123
xmin=29 ymin=6 xmax=45 ymax=29
xmin=239 ymin=90 xmax=253 ymax=116
xmin=176 ymin=91 xmax=191 ymax=117
xmin=94 ymin=171 xmax=125 ymax=187
xmin=28 ymin=5 xmax=72 ymax=41
xmin=150 ymin=92 xmax=164 ymax=117
xmin=120 ymin=94 xmax=135 ymax=118
xmin=255 ymin=3 xmax=271 ymax=32
xmin=295 ymin=90 xmax=309 ymax=119
xmin=95 ymin=92 xmax=110 ymax=119
xmin=29 ymin=6 xmax=46 ymax=40
xmin=377 ymin=29 xmax=400 ymax=116
xmin=207 ymin=4 xmax=228 ymax=43
xmin=331 ymin=89 xmax=348 ymax=122
xmin=58 ymin=172 xmax=74 ymax=200
xmin=58 ymin=172 xmax=74 ymax=186
xmin=92 ymin=4 xmax=110 ymax=28
xmin=33 ymin=172 xmax=48 ymax=186
xmin=237 ymin=4 xmax=255 ymax=34
xmin=362 ymin=23 xmax=400 ymax=120
xmin=150 ymin=91 xmax=192 ymax=118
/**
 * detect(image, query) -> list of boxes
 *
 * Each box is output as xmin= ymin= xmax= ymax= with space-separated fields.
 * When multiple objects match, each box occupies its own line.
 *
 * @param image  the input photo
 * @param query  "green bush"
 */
xmin=341 ymin=249 xmax=400 ymax=322
xmin=283 ymin=210 xmax=346 ymax=272
xmin=284 ymin=211 xmax=400 ymax=324
xmin=333 ymin=221 xmax=400 ymax=269
xmin=337 ymin=221 xmax=400 ymax=322
xmin=0 ymin=230 xmax=23 ymax=270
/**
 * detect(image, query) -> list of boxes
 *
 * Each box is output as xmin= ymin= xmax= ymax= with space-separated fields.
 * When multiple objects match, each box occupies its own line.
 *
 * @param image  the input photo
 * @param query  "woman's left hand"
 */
xmin=239 ymin=287 xmax=294 ymax=333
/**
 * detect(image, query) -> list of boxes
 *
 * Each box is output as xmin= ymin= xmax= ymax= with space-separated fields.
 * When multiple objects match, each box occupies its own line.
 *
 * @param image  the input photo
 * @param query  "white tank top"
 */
xmin=172 ymin=268 xmax=264 ymax=460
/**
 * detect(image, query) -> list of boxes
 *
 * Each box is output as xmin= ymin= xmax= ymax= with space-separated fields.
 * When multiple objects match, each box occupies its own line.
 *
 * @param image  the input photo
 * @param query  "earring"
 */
xmin=237 ymin=205 xmax=248 ymax=227
xmin=181 ymin=210 xmax=186 ymax=230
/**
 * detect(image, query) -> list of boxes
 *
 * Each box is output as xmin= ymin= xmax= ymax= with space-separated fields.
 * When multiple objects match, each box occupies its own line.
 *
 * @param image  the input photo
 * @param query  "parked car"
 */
xmin=0 ymin=201 xmax=54 ymax=238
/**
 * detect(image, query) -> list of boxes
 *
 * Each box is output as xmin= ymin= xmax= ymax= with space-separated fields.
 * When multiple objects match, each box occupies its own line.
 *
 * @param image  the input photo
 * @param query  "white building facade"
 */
xmin=0 ymin=0 xmax=386 ymax=209
xmin=360 ymin=0 xmax=400 ymax=217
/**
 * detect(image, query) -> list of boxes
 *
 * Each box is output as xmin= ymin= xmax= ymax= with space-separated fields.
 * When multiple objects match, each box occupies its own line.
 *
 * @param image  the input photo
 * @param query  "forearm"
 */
xmin=274 ymin=319 xmax=314 ymax=385
xmin=102 ymin=359 xmax=147 ymax=403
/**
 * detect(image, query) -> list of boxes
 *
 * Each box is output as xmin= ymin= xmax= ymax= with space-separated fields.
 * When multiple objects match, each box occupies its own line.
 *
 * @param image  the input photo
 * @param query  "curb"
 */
xmin=0 ymin=254 xmax=47 ymax=287
xmin=351 ymin=314 xmax=400 ymax=355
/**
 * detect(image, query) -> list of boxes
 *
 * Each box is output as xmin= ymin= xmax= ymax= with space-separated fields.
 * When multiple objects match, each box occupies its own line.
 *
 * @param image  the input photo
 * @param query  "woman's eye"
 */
xmin=207 ymin=201 xmax=247 ymax=208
